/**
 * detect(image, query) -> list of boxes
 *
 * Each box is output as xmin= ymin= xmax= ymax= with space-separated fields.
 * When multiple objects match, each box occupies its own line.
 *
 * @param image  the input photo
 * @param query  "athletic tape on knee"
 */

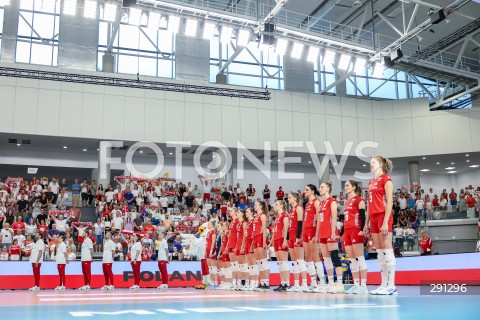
xmin=259 ymin=258 xmax=269 ymax=271
xmin=383 ymin=249 xmax=396 ymax=267
xmin=307 ymin=261 xmax=316 ymax=276
xmin=356 ymin=256 xmax=367 ymax=270
xmin=278 ymin=261 xmax=289 ymax=272
xmin=329 ymin=250 xmax=342 ymax=268
xmin=349 ymin=258 xmax=359 ymax=273
xmin=323 ymin=257 xmax=333 ymax=270
xmin=298 ymin=259 xmax=307 ymax=273
xmin=252 ymin=264 xmax=259 ymax=276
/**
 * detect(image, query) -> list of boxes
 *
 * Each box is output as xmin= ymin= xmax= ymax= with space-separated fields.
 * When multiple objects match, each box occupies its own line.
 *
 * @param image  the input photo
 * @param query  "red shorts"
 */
xmin=228 ymin=246 xmax=236 ymax=254
xmin=253 ymin=234 xmax=264 ymax=249
xmin=274 ymin=238 xmax=288 ymax=252
xmin=369 ymin=212 xmax=393 ymax=234
xmin=319 ymin=237 xmax=337 ymax=244
xmin=203 ymin=193 xmax=211 ymax=201
xmin=342 ymin=227 xmax=365 ymax=247
xmin=302 ymin=227 xmax=316 ymax=243
xmin=288 ymin=230 xmax=303 ymax=249
xmin=205 ymin=247 xmax=216 ymax=259
xmin=221 ymin=253 xmax=230 ymax=263
xmin=245 ymin=238 xmax=254 ymax=254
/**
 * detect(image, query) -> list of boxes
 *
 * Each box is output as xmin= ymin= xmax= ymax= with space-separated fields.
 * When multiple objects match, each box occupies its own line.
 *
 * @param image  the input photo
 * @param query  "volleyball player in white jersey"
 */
xmin=101 ymin=232 xmax=116 ymax=290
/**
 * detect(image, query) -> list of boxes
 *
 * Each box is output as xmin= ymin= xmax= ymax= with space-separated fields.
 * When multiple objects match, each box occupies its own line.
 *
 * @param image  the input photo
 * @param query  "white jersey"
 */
xmin=131 ymin=242 xmax=142 ymax=262
xmin=55 ymin=242 xmax=67 ymax=264
xmin=29 ymin=240 xmax=45 ymax=263
xmin=103 ymin=239 xmax=116 ymax=263
xmin=81 ymin=238 xmax=94 ymax=261
xmin=157 ymin=239 xmax=168 ymax=261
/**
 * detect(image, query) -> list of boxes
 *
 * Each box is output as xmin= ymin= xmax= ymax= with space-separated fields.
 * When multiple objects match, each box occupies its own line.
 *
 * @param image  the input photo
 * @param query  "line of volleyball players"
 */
xmin=202 ymin=155 xmax=397 ymax=295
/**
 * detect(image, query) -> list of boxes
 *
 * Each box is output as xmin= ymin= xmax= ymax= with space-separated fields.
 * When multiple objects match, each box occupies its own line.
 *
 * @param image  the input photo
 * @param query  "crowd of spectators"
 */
xmin=0 ymin=175 xmax=479 ymax=261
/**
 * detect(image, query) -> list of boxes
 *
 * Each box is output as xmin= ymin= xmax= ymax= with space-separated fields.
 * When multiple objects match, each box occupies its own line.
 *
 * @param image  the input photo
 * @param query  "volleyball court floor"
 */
xmin=1 ymin=286 xmax=477 ymax=320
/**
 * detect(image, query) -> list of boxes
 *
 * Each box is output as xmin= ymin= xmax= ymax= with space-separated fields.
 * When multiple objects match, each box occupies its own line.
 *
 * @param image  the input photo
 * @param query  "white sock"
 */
xmin=377 ymin=249 xmax=388 ymax=287
xmin=328 ymin=275 xmax=334 ymax=285
xmin=354 ymin=278 xmax=360 ymax=286
xmin=294 ymin=279 xmax=300 ymax=286
xmin=314 ymin=262 xmax=325 ymax=285
xmin=307 ymin=261 xmax=317 ymax=285
xmin=384 ymin=249 xmax=396 ymax=288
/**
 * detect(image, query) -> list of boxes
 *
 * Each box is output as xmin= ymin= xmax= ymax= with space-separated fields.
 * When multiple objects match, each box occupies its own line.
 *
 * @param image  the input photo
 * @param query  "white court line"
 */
xmin=38 ymin=291 xmax=197 ymax=297
xmin=40 ymin=294 xmax=257 ymax=302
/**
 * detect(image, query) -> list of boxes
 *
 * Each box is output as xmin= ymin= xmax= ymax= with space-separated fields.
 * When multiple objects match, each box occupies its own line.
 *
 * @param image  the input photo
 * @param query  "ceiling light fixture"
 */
xmin=291 ymin=42 xmax=304 ymax=59
xmin=202 ymin=22 xmax=216 ymax=40
xmin=445 ymin=167 xmax=455 ymax=170
xmin=185 ymin=19 xmax=198 ymax=37
xmin=83 ymin=0 xmax=97 ymax=19
xmin=420 ymin=169 xmax=430 ymax=172
xmin=469 ymin=165 xmax=479 ymax=168
xmin=307 ymin=46 xmax=320 ymax=63
xmin=237 ymin=29 xmax=251 ymax=47
xmin=447 ymin=170 xmax=457 ymax=174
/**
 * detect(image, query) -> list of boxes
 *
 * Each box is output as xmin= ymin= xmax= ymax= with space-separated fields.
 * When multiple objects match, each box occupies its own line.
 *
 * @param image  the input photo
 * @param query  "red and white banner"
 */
xmin=0 ymin=253 xmax=478 ymax=289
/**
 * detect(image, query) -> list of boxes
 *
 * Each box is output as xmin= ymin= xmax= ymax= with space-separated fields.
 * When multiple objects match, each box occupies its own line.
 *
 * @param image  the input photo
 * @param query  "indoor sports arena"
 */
xmin=0 ymin=0 xmax=479 ymax=319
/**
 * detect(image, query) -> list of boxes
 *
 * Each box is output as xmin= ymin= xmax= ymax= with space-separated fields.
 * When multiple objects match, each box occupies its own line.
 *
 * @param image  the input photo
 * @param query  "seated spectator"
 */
xmin=405 ymin=224 xmax=416 ymax=251
xmin=67 ymin=247 xmax=76 ymax=261
xmin=0 ymin=245 xmax=9 ymax=261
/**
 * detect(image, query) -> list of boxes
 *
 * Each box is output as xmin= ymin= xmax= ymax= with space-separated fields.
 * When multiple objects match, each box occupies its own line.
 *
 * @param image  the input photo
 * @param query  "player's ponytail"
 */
xmin=307 ymin=184 xmax=320 ymax=196
xmin=374 ymin=155 xmax=393 ymax=174
xmin=347 ymin=180 xmax=361 ymax=195
xmin=322 ymin=180 xmax=333 ymax=193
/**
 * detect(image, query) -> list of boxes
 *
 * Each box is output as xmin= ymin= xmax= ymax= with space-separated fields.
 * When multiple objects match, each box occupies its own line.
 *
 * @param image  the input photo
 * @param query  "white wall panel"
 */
xmin=276 ymin=111 xmax=294 ymax=151
xmin=309 ymin=113 xmax=327 ymax=154
xmin=392 ymin=99 xmax=412 ymax=119
xmin=412 ymin=116 xmax=434 ymax=155
xmin=308 ymin=93 xmax=325 ymax=114
xmin=381 ymin=100 xmax=393 ymax=119
xmin=257 ymin=94 xmax=275 ymax=110
xmin=221 ymin=96 xmax=240 ymax=107
xmin=39 ymin=80 xmax=61 ymax=91
xmin=16 ymin=78 xmax=39 ymax=89
xmin=240 ymin=107 xmax=259 ymax=149
xmin=357 ymin=117 xmax=374 ymax=157
xmin=257 ymin=109 xmax=276 ymax=149
xmin=430 ymin=114 xmax=452 ymax=154
xmin=82 ymin=83 xmax=105 ymax=95
xmin=325 ymin=95 xmax=341 ymax=115
xmin=144 ymin=99 xmax=165 ymax=142
xmin=448 ymin=114 xmax=472 ymax=153
xmin=356 ymin=99 xmax=372 ymax=119
xmin=164 ymin=100 xmax=185 ymax=141
xmin=81 ymin=93 xmax=104 ymax=139
xmin=469 ymin=110 xmax=480 ymax=152
xmin=382 ymin=119 xmax=395 ymax=157
xmin=164 ymin=91 xmax=185 ymax=102
xmin=103 ymin=85 xmax=124 ymax=96
xmin=124 ymin=88 xmax=146 ymax=99
xmin=36 ymin=89 xmax=61 ymax=136
xmin=203 ymin=105 xmax=222 ymax=142
xmin=325 ymin=115 xmax=343 ymax=154
xmin=239 ymin=96 xmax=257 ymax=109
xmin=58 ymin=91 xmax=82 ymax=137
xmin=340 ymin=97 xmax=357 ymax=117
xmin=410 ymin=98 xmax=430 ymax=117
xmin=183 ymin=102 xmax=204 ymax=146
xmin=123 ymin=97 xmax=145 ymax=141
xmin=0 ymin=86 xmax=16 ymax=132
xmin=13 ymin=87 xmax=38 ymax=133
xmin=341 ymin=117 xmax=358 ymax=155
xmin=102 ymin=95 xmax=125 ymax=140
xmin=393 ymin=118 xmax=414 ymax=157
xmin=292 ymin=112 xmax=310 ymax=152
xmin=203 ymin=94 xmax=222 ymax=106
xmin=275 ymin=91 xmax=292 ymax=111
xmin=371 ymin=100 xmax=383 ymax=120
xmin=291 ymin=92 xmax=309 ymax=113
xmin=221 ymin=106 xmax=241 ymax=148
xmin=373 ymin=119 xmax=384 ymax=155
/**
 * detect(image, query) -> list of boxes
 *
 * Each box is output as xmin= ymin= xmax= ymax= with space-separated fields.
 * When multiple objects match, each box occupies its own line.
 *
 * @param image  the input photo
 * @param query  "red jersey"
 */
xmin=11 ymin=222 xmax=26 ymax=235
xmin=221 ymin=204 xmax=228 ymax=214
xmin=236 ymin=220 xmax=244 ymax=247
xmin=273 ymin=212 xmax=288 ymax=240
xmin=304 ymin=198 xmax=319 ymax=228
xmin=220 ymin=233 xmax=229 ymax=253
xmin=9 ymin=245 xmax=20 ymax=256
xmin=466 ymin=197 xmax=476 ymax=208
xmin=228 ymin=219 xmax=239 ymax=249
xmin=432 ymin=198 xmax=439 ymax=207
xmin=344 ymin=196 xmax=363 ymax=229
xmin=206 ymin=230 xmax=216 ymax=253
xmin=318 ymin=197 xmax=334 ymax=237
xmin=419 ymin=237 xmax=432 ymax=253
xmin=368 ymin=174 xmax=392 ymax=214
xmin=449 ymin=192 xmax=457 ymax=201
xmin=252 ymin=213 xmax=265 ymax=237
xmin=22 ymin=240 xmax=33 ymax=257
xmin=276 ymin=190 xmax=285 ymax=200
xmin=288 ymin=204 xmax=301 ymax=233
xmin=141 ymin=249 xmax=151 ymax=261
xmin=37 ymin=225 xmax=48 ymax=235
xmin=246 ymin=220 xmax=254 ymax=240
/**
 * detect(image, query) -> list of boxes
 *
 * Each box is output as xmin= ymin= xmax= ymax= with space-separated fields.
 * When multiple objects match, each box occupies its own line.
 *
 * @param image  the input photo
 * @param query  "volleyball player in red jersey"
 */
xmin=252 ymin=201 xmax=270 ymax=291
xmin=302 ymin=184 xmax=323 ymax=292
xmin=343 ymin=180 xmax=368 ymax=294
xmin=271 ymin=200 xmax=290 ymax=292
xmin=243 ymin=208 xmax=257 ymax=290
xmin=286 ymin=192 xmax=308 ymax=292
xmin=227 ymin=209 xmax=240 ymax=290
xmin=205 ymin=220 xmax=218 ymax=289
xmin=234 ymin=209 xmax=248 ymax=290
xmin=315 ymin=181 xmax=344 ymax=294
xmin=364 ymin=156 xmax=396 ymax=295
xmin=219 ymin=221 xmax=232 ymax=290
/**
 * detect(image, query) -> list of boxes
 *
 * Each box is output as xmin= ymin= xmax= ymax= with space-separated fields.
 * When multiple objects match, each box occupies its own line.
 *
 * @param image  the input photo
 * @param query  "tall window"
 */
xmin=210 ymin=38 xmax=284 ymax=90
xmin=16 ymin=0 xmax=60 ymax=66
xmin=97 ymin=21 xmax=175 ymax=78
xmin=314 ymin=61 xmax=336 ymax=94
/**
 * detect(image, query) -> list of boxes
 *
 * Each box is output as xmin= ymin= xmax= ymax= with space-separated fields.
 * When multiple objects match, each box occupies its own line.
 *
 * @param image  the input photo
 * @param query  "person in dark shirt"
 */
xmin=222 ymin=190 xmax=231 ymax=201
xmin=17 ymin=196 xmax=29 ymax=214
xmin=124 ymin=188 xmax=134 ymax=207
xmin=185 ymin=192 xmax=195 ymax=208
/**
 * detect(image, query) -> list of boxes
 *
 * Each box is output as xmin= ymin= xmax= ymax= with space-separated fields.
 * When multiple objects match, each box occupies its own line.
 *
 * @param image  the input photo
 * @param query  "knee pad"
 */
xmin=306 ymin=261 xmax=316 ymax=275
xmin=329 ymin=250 xmax=342 ymax=268
xmin=323 ymin=257 xmax=333 ymax=270
xmin=383 ymin=249 xmax=396 ymax=266
xmin=218 ymin=268 xmax=224 ymax=276
xmin=297 ymin=259 xmax=307 ymax=273
xmin=278 ymin=261 xmax=289 ymax=272
xmin=356 ymin=256 xmax=367 ymax=271
xmin=349 ymin=258 xmax=359 ymax=273
xmin=225 ymin=267 xmax=233 ymax=279
xmin=291 ymin=262 xmax=299 ymax=274
xmin=252 ymin=264 xmax=259 ymax=275
xmin=259 ymin=258 xmax=269 ymax=271
xmin=231 ymin=262 xmax=239 ymax=272
xmin=240 ymin=263 xmax=248 ymax=273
